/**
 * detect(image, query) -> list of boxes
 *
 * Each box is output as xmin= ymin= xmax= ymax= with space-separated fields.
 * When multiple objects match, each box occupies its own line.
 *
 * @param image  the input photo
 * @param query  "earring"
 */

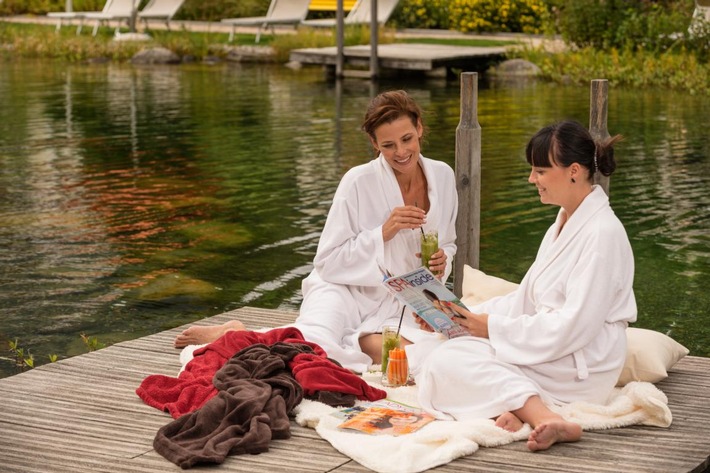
xmin=571 ymin=178 xmax=576 ymax=183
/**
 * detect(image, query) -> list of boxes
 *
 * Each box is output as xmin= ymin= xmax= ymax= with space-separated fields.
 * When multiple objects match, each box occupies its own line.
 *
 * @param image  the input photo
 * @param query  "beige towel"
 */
xmin=294 ymin=374 xmax=671 ymax=473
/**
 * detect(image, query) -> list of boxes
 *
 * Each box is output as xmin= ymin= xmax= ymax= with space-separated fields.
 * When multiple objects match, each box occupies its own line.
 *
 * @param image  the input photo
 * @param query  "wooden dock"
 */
xmin=289 ymin=43 xmax=508 ymax=77
xmin=0 ymin=306 xmax=708 ymax=473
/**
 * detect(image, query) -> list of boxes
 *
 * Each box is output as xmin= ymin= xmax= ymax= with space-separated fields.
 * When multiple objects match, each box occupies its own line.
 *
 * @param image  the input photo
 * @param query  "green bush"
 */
xmin=555 ymin=0 xmax=696 ymax=51
xmin=515 ymin=44 xmax=710 ymax=94
xmin=390 ymin=0 xmax=452 ymax=30
xmin=1 ymin=0 xmax=104 ymax=15
xmin=174 ymin=0 xmax=269 ymax=22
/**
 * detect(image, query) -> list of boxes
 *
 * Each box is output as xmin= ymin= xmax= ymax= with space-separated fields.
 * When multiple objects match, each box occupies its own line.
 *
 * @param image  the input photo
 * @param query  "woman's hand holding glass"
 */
xmin=421 ymin=248 xmax=446 ymax=279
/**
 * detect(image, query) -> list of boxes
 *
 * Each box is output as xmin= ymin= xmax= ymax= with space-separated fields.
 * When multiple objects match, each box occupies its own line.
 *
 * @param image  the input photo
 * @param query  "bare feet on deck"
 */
xmin=174 ymin=320 xmax=246 ymax=348
xmin=526 ymin=419 xmax=582 ymax=451
xmin=495 ymin=412 xmax=524 ymax=432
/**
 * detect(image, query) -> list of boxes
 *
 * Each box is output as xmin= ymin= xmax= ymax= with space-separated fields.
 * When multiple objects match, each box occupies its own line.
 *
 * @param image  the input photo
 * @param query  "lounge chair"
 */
xmin=84 ymin=0 xmax=141 ymax=37
xmin=690 ymin=0 xmax=710 ymax=36
xmin=46 ymin=0 xmax=111 ymax=35
xmin=220 ymin=0 xmax=312 ymax=43
xmin=47 ymin=10 xmax=87 ymax=35
xmin=301 ymin=0 xmax=400 ymax=28
xmin=137 ymin=0 xmax=186 ymax=31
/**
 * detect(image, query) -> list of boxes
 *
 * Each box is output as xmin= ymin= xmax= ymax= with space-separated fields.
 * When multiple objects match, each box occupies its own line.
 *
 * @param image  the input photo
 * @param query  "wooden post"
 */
xmin=589 ymin=79 xmax=610 ymax=194
xmin=336 ymin=0 xmax=344 ymax=77
xmin=369 ymin=0 xmax=379 ymax=78
xmin=454 ymin=72 xmax=481 ymax=296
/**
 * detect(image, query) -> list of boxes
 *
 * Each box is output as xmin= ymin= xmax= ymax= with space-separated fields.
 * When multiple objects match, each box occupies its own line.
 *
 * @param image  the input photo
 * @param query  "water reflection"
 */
xmin=0 ymin=61 xmax=708 ymax=378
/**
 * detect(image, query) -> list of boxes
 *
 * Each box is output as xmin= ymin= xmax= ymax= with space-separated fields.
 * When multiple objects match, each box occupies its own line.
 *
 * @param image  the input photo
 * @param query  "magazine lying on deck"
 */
xmin=335 ymin=399 xmax=435 ymax=436
xmin=382 ymin=266 xmax=469 ymax=339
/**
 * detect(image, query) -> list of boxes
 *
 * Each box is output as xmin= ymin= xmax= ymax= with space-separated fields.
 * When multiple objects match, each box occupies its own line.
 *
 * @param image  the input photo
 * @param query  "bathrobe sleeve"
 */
xmin=313 ymin=164 xmax=387 ymax=287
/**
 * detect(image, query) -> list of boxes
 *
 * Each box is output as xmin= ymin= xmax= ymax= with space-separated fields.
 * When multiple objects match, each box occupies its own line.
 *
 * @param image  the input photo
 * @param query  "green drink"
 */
xmin=381 ymin=325 xmax=401 ymax=374
xmin=420 ymin=230 xmax=439 ymax=270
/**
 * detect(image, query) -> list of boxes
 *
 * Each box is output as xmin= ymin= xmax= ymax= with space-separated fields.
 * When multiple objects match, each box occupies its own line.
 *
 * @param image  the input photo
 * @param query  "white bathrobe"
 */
xmin=410 ymin=186 xmax=637 ymax=421
xmin=295 ymin=154 xmax=458 ymax=373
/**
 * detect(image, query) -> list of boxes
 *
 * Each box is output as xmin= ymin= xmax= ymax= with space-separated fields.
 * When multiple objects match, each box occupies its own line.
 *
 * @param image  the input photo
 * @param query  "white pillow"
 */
xmin=459 ymin=265 xmax=689 ymax=386
xmin=460 ymin=264 xmax=518 ymax=307
xmin=617 ymin=327 xmax=689 ymax=386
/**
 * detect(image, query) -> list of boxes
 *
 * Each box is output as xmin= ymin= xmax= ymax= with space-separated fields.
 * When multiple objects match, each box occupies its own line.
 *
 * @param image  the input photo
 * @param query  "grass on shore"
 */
xmin=2 ymin=20 xmax=708 ymax=94
xmin=0 ymin=20 xmax=517 ymax=62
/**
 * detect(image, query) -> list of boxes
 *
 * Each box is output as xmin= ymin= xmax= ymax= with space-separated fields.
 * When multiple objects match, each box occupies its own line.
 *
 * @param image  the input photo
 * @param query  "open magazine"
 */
xmin=335 ymin=399 xmax=435 ymax=436
xmin=382 ymin=266 xmax=469 ymax=339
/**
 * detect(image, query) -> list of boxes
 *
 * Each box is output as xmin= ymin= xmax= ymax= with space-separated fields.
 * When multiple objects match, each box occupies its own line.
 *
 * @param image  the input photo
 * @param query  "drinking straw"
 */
xmin=415 ymin=201 xmax=425 ymax=236
xmin=396 ymin=305 xmax=406 ymax=337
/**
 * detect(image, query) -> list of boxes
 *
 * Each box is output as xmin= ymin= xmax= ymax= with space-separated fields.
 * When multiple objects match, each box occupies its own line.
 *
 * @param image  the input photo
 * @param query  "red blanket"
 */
xmin=136 ymin=327 xmax=386 ymax=418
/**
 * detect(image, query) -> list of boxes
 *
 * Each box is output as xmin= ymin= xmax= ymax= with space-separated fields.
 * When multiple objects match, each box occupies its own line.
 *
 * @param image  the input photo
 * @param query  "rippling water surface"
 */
xmin=0 ymin=60 xmax=708 ymax=377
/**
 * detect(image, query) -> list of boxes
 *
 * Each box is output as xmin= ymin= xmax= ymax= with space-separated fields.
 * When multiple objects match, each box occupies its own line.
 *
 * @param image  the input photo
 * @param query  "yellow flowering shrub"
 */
xmin=391 ymin=0 xmax=452 ymax=30
xmin=447 ymin=0 xmax=550 ymax=34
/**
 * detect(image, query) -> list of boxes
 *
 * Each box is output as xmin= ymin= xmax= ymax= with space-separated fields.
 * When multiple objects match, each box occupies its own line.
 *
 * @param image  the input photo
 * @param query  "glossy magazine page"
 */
xmin=383 ymin=267 xmax=468 ymax=339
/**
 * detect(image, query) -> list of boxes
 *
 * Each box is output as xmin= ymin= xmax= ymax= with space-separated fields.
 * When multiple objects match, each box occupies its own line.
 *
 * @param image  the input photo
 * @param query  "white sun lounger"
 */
xmin=301 ymin=0 xmax=400 ymax=28
xmin=83 ymin=0 xmax=140 ymax=36
xmin=137 ymin=0 xmax=186 ymax=31
xmin=221 ymin=0 xmax=312 ymax=43
xmin=690 ymin=0 xmax=710 ymax=36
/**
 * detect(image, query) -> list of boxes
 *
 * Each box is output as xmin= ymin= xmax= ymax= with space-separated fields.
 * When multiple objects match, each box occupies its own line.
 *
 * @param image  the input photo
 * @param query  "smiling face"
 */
xmin=528 ymin=159 xmax=573 ymax=207
xmin=370 ymin=116 xmax=423 ymax=176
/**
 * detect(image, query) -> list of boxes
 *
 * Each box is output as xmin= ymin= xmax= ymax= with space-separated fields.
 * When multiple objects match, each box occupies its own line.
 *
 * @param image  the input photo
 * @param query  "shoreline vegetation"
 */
xmin=1 ymin=16 xmax=709 ymax=95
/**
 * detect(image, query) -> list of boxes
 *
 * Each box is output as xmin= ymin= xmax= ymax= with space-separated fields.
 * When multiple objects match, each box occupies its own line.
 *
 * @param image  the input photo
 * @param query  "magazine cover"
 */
xmin=383 ymin=267 xmax=469 ymax=339
xmin=331 ymin=399 xmax=421 ymax=421
xmin=337 ymin=401 xmax=435 ymax=436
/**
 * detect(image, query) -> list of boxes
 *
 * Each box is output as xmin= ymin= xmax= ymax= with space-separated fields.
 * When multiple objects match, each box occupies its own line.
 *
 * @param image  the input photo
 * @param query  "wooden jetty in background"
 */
xmin=289 ymin=43 xmax=507 ymax=78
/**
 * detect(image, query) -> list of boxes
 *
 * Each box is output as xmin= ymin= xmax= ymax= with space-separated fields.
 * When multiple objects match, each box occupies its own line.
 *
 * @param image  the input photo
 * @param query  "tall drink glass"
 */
xmin=381 ymin=325 xmax=401 ymax=375
xmin=420 ymin=230 xmax=438 ymax=270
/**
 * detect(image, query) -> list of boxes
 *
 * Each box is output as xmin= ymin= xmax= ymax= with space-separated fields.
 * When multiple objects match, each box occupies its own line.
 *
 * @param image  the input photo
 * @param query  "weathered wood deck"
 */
xmin=1 ymin=306 xmax=708 ymax=473
xmin=289 ymin=43 xmax=507 ymax=75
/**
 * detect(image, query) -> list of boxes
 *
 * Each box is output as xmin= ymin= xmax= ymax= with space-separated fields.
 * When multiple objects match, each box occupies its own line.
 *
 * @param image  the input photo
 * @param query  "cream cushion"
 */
xmin=460 ymin=264 xmax=518 ymax=307
xmin=459 ymin=264 xmax=689 ymax=386
xmin=616 ymin=327 xmax=689 ymax=386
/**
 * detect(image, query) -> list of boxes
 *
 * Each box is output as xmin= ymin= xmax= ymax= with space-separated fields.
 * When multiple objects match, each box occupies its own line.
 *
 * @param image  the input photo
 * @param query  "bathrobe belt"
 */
xmin=573 ymin=349 xmax=589 ymax=380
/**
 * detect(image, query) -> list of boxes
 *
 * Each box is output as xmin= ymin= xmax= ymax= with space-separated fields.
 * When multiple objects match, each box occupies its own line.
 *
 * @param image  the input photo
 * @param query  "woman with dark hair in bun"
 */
xmin=410 ymin=120 xmax=636 ymax=452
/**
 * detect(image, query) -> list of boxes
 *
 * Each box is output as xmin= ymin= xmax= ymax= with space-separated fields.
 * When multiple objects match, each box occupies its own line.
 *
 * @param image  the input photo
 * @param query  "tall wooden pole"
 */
xmin=589 ymin=79 xmax=610 ymax=194
xmin=369 ymin=0 xmax=379 ymax=78
xmin=336 ymin=0 xmax=344 ymax=77
xmin=454 ymin=72 xmax=481 ymax=296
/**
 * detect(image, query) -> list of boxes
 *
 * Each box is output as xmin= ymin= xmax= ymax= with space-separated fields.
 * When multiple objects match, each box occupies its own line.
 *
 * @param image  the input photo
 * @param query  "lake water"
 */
xmin=0 ymin=60 xmax=708 ymax=378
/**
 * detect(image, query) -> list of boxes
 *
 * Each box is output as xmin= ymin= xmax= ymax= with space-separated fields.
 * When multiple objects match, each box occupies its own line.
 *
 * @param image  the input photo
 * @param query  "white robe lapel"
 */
xmin=526 ymin=186 xmax=609 ymax=291
xmin=376 ymin=154 xmax=404 ymax=213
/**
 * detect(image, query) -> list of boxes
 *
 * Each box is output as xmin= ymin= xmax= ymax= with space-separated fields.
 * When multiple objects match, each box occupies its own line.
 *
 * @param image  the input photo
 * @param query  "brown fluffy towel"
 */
xmin=153 ymin=342 xmax=307 ymax=469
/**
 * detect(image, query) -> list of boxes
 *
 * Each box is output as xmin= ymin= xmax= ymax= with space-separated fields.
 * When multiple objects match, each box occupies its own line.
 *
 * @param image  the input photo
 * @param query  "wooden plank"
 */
xmin=0 ymin=307 xmax=708 ymax=473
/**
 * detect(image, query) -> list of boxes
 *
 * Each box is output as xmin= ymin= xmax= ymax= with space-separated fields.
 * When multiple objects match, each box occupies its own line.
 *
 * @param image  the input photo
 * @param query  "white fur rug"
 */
xmin=293 ymin=372 xmax=672 ymax=473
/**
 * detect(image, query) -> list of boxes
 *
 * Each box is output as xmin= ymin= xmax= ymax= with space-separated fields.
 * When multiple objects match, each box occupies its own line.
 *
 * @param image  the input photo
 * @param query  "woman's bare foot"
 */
xmin=495 ymin=412 xmax=524 ymax=432
xmin=174 ymin=320 xmax=246 ymax=348
xmin=526 ymin=419 xmax=582 ymax=451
